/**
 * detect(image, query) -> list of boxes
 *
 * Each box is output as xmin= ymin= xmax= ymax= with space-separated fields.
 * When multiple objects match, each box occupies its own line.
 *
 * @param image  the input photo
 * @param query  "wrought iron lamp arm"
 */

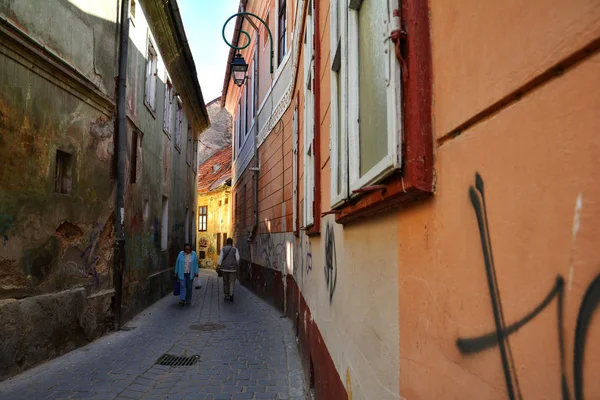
xmin=222 ymin=12 xmax=274 ymax=74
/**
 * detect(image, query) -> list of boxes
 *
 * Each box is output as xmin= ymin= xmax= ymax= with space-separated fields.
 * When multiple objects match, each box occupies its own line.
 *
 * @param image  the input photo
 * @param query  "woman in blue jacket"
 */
xmin=174 ymin=243 xmax=199 ymax=306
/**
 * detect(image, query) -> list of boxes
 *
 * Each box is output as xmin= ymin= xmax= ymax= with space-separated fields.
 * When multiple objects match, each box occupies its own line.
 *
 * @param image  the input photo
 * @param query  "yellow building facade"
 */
xmin=196 ymin=147 xmax=232 ymax=269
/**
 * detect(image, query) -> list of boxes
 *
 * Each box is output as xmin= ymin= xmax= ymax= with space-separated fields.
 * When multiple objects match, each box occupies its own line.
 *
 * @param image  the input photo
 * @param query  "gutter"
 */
xmin=113 ymin=0 xmax=130 ymax=330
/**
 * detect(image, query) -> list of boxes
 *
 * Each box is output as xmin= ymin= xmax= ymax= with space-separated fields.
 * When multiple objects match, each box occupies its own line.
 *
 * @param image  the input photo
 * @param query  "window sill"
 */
xmin=144 ymin=101 xmax=156 ymax=119
xmin=305 ymin=223 xmax=320 ymax=236
xmin=333 ymin=171 xmax=433 ymax=225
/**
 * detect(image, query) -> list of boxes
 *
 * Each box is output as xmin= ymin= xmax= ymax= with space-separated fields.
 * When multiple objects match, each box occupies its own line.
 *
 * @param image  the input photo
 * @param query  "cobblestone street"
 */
xmin=0 ymin=270 xmax=308 ymax=400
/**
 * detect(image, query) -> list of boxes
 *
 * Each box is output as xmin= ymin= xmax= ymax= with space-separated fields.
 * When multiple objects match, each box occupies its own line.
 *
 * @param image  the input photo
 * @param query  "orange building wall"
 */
xmin=399 ymin=1 xmax=600 ymax=399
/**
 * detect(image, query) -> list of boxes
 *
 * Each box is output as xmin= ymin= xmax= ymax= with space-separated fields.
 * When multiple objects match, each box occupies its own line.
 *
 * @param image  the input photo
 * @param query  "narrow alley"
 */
xmin=0 ymin=270 xmax=307 ymax=400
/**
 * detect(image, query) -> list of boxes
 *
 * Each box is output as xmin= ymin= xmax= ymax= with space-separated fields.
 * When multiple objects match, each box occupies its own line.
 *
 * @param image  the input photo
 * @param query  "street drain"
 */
xmin=120 ymin=326 xmax=136 ymax=331
xmin=188 ymin=323 xmax=226 ymax=332
xmin=155 ymin=354 xmax=199 ymax=367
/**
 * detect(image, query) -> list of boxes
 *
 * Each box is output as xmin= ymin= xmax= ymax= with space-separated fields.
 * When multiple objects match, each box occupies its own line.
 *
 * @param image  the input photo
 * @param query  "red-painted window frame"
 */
xmin=305 ymin=0 xmax=321 ymax=236
xmin=333 ymin=0 xmax=434 ymax=224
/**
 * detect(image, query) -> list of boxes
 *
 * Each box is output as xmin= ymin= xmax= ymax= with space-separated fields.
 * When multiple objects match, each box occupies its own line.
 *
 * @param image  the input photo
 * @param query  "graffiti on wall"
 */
xmin=0 ymin=213 xmax=14 ymax=246
xmin=255 ymin=231 xmax=286 ymax=271
xmin=324 ymin=222 xmax=337 ymax=303
xmin=0 ymin=213 xmax=14 ymax=235
xmin=294 ymin=232 xmax=311 ymax=283
xmin=457 ymin=173 xmax=600 ymax=400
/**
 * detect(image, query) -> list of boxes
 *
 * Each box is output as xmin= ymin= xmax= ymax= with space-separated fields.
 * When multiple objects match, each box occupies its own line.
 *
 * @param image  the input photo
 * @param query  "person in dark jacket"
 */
xmin=217 ymin=238 xmax=239 ymax=302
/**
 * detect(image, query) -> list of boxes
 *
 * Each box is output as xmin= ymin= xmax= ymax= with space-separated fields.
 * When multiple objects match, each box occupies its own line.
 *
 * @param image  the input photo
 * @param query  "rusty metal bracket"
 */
xmin=390 ymin=9 xmax=408 ymax=80
xmin=321 ymin=209 xmax=341 ymax=217
xmin=352 ymin=185 xmax=387 ymax=195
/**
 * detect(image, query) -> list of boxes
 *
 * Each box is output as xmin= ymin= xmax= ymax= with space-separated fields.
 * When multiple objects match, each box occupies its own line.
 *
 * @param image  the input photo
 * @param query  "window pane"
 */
xmin=358 ymin=0 xmax=387 ymax=177
xmin=336 ymin=71 xmax=342 ymax=196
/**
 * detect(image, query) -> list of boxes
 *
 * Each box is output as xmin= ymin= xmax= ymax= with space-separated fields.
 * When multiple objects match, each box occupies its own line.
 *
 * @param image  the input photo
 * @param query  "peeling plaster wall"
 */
xmin=0 ymin=0 xmax=118 ymax=379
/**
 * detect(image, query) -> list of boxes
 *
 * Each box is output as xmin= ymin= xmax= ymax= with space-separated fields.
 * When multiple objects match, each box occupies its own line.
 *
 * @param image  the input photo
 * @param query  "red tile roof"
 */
xmin=197 ymin=146 xmax=232 ymax=193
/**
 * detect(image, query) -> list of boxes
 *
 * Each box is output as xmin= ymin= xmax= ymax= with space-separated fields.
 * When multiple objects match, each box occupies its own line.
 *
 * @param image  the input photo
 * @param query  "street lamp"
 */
xmin=230 ymin=53 xmax=248 ymax=87
xmin=222 ymin=12 xmax=274 ymax=86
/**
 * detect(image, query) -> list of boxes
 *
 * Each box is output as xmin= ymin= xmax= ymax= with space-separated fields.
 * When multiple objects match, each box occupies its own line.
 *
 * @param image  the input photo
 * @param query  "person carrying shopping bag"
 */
xmin=174 ymin=243 xmax=199 ymax=306
xmin=216 ymin=238 xmax=239 ymax=302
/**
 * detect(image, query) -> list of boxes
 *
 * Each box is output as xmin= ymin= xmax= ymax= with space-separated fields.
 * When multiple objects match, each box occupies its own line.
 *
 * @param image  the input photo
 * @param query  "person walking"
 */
xmin=217 ymin=238 xmax=239 ymax=302
xmin=174 ymin=243 xmax=199 ymax=306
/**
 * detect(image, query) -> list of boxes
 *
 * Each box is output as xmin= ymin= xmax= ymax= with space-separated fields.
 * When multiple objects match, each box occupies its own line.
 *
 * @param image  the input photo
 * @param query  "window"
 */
xmin=330 ymin=0 xmax=348 ymax=206
xmin=253 ymin=43 xmax=259 ymax=120
xmin=193 ymin=139 xmax=198 ymax=173
xmin=186 ymin=124 xmax=192 ymax=165
xmin=245 ymin=78 xmax=251 ymax=135
xmin=161 ymin=197 xmax=168 ymax=250
xmin=277 ymin=0 xmax=287 ymax=64
xmin=217 ymin=233 xmax=222 ymax=256
xmin=303 ymin=0 xmax=315 ymax=227
xmin=224 ymin=198 xmax=228 ymax=205
xmin=243 ymin=83 xmax=249 ymax=137
xmin=198 ymin=206 xmax=207 ymax=232
xmin=130 ymin=130 xmax=139 ymax=184
xmin=175 ymin=99 xmax=183 ymax=149
xmin=330 ymin=0 xmax=401 ymax=206
xmin=234 ymin=192 xmax=238 ymax=227
xmin=237 ymin=100 xmax=242 ymax=153
xmin=292 ymin=101 xmax=298 ymax=233
xmin=145 ymin=40 xmax=158 ymax=111
xmin=332 ymin=0 xmax=433 ymax=224
xmin=241 ymin=184 xmax=246 ymax=229
xmin=55 ymin=150 xmax=73 ymax=195
xmin=199 ymin=251 xmax=206 ymax=259
xmin=163 ymin=80 xmax=172 ymax=134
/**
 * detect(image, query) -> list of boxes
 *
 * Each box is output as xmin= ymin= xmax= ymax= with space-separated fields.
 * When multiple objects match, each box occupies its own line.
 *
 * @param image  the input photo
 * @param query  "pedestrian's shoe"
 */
xmin=195 ymin=285 xmax=201 ymax=290
xmin=185 ymin=301 xmax=191 ymax=305
xmin=224 ymin=295 xmax=229 ymax=301
xmin=230 ymin=294 xmax=234 ymax=302
xmin=179 ymin=301 xmax=185 ymax=306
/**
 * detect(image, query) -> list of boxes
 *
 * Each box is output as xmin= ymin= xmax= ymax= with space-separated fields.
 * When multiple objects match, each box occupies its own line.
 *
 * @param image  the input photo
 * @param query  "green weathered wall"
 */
xmin=0 ymin=0 xmax=202 ymax=379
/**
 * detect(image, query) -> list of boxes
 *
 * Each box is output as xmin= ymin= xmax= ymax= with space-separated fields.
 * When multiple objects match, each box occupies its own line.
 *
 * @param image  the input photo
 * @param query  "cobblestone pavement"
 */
xmin=0 ymin=270 xmax=308 ymax=400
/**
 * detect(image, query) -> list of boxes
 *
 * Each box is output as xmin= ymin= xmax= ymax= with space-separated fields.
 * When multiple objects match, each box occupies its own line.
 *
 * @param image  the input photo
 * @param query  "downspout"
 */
xmin=114 ymin=0 xmax=129 ymax=330
xmin=253 ymin=37 xmax=259 ymax=235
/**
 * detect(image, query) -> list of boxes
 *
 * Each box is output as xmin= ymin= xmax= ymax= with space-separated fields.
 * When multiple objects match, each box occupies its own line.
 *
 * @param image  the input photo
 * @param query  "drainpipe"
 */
xmin=114 ymin=0 xmax=129 ymax=330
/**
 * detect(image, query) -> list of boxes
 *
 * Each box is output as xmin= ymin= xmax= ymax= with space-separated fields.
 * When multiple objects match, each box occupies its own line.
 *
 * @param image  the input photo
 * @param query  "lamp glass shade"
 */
xmin=231 ymin=53 xmax=248 ymax=87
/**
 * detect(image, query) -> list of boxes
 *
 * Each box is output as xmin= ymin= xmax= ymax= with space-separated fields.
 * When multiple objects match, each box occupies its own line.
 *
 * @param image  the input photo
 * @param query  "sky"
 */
xmin=178 ymin=0 xmax=240 ymax=104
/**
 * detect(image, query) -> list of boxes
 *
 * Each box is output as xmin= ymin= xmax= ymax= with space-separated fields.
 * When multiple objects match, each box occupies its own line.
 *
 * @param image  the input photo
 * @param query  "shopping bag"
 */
xmin=173 ymin=279 xmax=180 ymax=296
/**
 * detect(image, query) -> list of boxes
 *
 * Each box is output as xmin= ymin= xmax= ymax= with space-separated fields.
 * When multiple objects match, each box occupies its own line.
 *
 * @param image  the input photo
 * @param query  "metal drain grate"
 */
xmin=155 ymin=354 xmax=199 ymax=367
xmin=188 ymin=323 xmax=226 ymax=332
